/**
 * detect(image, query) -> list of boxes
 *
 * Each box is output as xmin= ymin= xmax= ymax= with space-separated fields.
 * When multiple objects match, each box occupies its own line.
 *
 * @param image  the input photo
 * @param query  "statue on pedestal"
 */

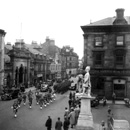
xmin=82 ymin=66 xmax=91 ymax=96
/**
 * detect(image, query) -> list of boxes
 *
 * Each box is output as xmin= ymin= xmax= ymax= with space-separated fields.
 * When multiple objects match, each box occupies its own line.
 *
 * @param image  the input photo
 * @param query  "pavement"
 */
xmin=99 ymin=100 xmax=125 ymax=105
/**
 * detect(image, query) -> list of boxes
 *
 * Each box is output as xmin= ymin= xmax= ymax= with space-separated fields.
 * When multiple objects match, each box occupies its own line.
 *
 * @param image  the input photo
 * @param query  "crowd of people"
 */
xmin=45 ymin=91 xmax=81 ymax=130
xmin=11 ymin=88 xmax=56 ymax=118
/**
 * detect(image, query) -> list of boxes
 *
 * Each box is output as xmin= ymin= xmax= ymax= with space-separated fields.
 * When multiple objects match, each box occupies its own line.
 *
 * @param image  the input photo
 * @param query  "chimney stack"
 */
xmin=116 ymin=8 xmax=125 ymax=19
xmin=113 ymin=8 xmax=128 ymax=25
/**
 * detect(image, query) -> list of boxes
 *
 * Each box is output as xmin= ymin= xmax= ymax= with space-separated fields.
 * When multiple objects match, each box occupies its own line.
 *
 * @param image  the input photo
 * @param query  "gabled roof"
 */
xmin=85 ymin=16 xmax=130 ymax=26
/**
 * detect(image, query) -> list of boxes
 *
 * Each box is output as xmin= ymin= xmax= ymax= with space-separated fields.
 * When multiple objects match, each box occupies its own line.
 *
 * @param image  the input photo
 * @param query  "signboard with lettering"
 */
xmin=90 ymin=69 xmax=130 ymax=76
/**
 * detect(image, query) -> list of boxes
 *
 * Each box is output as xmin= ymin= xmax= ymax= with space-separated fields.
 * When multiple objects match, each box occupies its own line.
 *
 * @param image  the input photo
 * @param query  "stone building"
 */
xmin=4 ymin=39 xmax=52 ymax=88
xmin=81 ymin=8 xmax=130 ymax=99
xmin=60 ymin=46 xmax=79 ymax=78
xmin=0 ymin=29 xmax=6 ymax=92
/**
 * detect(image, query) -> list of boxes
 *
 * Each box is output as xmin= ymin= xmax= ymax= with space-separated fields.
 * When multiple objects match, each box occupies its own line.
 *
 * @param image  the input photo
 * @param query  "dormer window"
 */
xmin=94 ymin=36 xmax=103 ymax=47
xmin=116 ymin=35 xmax=124 ymax=46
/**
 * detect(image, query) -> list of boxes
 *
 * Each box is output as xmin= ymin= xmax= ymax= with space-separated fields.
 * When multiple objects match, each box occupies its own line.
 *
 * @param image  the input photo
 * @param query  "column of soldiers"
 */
xmin=11 ymin=88 xmax=56 ymax=118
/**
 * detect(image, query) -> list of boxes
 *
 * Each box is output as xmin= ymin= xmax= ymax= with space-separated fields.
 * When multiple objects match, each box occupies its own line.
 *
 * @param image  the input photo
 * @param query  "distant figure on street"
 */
xmin=112 ymin=92 xmax=116 ymax=104
xmin=69 ymin=91 xmax=72 ymax=99
xmin=68 ymin=99 xmax=72 ymax=110
xmin=68 ymin=108 xmax=76 ymax=128
xmin=63 ymin=117 xmax=70 ymax=130
xmin=101 ymin=120 xmax=106 ymax=130
xmin=55 ymin=117 xmax=63 ymax=130
xmin=64 ymin=107 xmax=70 ymax=119
xmin=45 ymin=116 xmax=52 ymax=130
xmin=107 ymin=109 xmax=113 ymax=128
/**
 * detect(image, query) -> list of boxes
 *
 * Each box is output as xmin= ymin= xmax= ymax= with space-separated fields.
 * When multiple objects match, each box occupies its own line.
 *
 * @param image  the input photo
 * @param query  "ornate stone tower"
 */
xmin=0 ymin=29 xmax=6 ymax=92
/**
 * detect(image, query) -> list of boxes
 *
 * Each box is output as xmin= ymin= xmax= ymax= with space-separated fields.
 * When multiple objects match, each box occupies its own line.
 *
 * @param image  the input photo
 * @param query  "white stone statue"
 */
xmin=82 ymin=66 xmax=91 ymax=96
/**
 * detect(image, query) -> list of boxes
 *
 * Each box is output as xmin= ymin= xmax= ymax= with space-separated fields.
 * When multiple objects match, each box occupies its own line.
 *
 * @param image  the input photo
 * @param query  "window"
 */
xmin=116 ymin=36 xmax=124 ymax=46
xmin=114 ymin=49 xmax=125 ymax=67
xmin=95 ymin=36 xmax=103 ymax=47
xmin=93 ymin=52 xmax=104 ymax=66
xmin=115 ymin=54 xmax=124 ymax=66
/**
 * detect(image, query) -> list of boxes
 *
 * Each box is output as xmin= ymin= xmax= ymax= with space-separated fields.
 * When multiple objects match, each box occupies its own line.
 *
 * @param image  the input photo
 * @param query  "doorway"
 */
xmin=113 ymin=79 xmax=126 ymax=99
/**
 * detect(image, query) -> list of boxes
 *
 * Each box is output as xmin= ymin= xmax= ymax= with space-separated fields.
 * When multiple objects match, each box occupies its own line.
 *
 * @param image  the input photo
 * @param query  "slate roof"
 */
xmin=5 ymin=44 xmax=12 ymax=50
xmin=25 ymin=44 xmax=43 ymax=55
xmin=86 ymin=16 xmax=130 ymax=26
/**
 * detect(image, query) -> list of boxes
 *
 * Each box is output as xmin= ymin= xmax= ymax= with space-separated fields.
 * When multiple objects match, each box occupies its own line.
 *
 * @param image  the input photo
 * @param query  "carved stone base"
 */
xmin=76 ymin=93 xmax=95 ymax=130
xmin=76 ymin=113 xmax=94 ymax=130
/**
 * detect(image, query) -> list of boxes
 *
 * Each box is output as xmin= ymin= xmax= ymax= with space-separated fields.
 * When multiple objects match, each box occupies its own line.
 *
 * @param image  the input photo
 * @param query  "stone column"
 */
xmin=76 ymin=94 xmax=95 ymax=130
xmin=0 ymin=29 xmax=6 ymax=93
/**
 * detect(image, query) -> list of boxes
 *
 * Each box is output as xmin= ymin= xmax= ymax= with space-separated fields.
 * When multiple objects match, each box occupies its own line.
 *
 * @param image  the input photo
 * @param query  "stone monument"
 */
xmin=76 ymin=66 xmax=95 ymax=130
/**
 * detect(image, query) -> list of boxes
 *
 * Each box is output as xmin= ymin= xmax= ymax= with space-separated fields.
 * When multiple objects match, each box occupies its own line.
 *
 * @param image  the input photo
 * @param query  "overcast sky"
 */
xmin=0 ymin=0 xmax=130 ymax=58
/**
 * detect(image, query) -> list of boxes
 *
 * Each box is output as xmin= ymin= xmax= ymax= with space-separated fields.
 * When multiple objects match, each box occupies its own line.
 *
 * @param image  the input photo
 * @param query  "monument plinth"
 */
xmin=76 ymin=93 xmax=95 ymax=130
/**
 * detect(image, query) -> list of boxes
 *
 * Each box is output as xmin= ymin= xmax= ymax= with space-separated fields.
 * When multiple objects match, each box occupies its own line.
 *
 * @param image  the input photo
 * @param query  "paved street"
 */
xmin=0 ymin=90 xmax=130 ymax=130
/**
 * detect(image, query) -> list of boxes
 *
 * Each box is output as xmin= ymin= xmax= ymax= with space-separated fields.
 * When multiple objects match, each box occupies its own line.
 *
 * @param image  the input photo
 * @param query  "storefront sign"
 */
xmin=90 ymin=69 xmax=130 ymax=76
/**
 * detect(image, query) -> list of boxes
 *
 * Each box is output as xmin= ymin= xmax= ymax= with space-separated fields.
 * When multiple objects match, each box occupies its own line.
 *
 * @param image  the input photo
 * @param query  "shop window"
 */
xmin=94 ymin=36 xmax=103 ymax=47
xmin=116 ymin=35 xmax=124 ymax=46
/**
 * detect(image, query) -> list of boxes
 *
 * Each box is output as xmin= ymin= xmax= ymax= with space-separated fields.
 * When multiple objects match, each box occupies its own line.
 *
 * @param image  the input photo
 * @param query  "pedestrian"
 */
xmin=64 ymin=107 xmax=69 ymax=119
xmin=101 ymin=120 xmax=106 ymax=130
xmin=68 ymin=108 xmax=76 ymax=128
xmin=68 ymin=99 xmax=72 ymax=110
xmin=69 ymin=91 xmax=72 ymax=99
xmin=112 ymin=92 xmax=116 ymax=104
xmin=63 ymin=117 xmax=70 ymax=130
xmin=55 ymin=117 xmax=63 ymax=130
xmin=107 ymin=109 xmax=113 ymax=129
xmin=74 ymin=105 xmax=80 ymax=124
xmin=45 ymin=116 xmax=52 ymax=130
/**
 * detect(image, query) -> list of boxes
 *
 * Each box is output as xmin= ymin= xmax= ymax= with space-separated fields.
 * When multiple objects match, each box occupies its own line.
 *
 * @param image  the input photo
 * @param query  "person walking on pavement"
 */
xmin=68 ymin=108 xmax=76 ymax=128
xmin=112 ymin=92 xmax=116 ymax=104
xmin=63 ymin=117 xmax=70 ymax=130
xmin=107 ymin=109 xmax=113 ymax=129
xmin=55 ymin=117 xmax=63 ymax=130
xmin=74 ymin=105 xmax=80 ymax=125
xmin=69 ymin=91 xmax=72 ymax=99
xmin=68 ymin=98 xmax=72 ymax=111
xmin=45 ymin=116 xmax=52 ymax=130
xmin=64 ymin=107 xmax=70 ymax=119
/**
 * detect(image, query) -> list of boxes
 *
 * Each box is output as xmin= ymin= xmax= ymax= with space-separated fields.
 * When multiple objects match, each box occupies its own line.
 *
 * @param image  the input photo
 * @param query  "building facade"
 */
xmin=81 ymin=8 xmax=130 ymax=99
xmin=0 ymin=29 xmax=6 ymax=92
xmin=4 ymin=39 xmax=52 ymax=88
xmin=60 ymin=46 xmax=79 ymax=77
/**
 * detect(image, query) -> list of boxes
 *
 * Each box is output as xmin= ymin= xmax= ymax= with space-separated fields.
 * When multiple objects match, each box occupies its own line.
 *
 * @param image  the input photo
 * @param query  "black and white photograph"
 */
xmin=0 ymin=0 xmax=130 ymax=130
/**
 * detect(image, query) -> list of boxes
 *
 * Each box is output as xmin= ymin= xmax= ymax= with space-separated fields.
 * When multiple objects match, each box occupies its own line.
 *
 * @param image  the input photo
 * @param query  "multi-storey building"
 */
xmin=81 ymin=8 xmax=130 ymax=99
xmin=4 ymin=39 xmax=52 ymax=88
xmin=0 ymin=29 xmax=6 ymax=92
xmin=60 ymin=46 xmax=79 ymax=77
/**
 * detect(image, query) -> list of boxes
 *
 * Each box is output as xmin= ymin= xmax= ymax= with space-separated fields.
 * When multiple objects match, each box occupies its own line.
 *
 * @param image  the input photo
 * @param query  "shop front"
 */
xmin=113 ymin=79 xmax=126 ymax=99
